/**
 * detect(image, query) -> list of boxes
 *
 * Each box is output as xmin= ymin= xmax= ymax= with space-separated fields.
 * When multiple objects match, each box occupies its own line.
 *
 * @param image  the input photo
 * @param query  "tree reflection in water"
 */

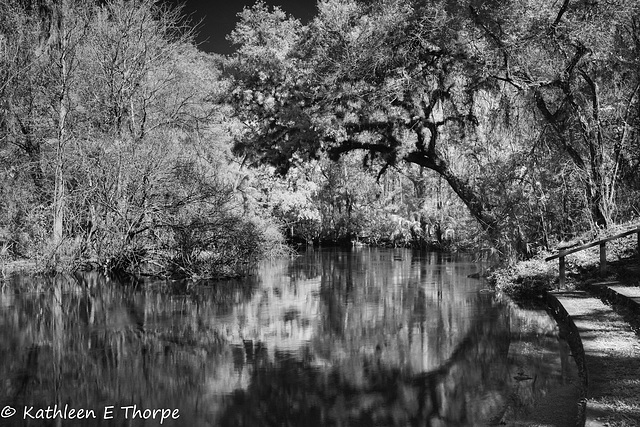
xmin=0 ymin=249 xmax=580 ymax=426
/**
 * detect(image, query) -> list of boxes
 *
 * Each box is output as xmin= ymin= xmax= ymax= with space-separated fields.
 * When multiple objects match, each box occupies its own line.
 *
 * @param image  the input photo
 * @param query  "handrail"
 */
xmin=545 ymin=226 xmax=640 ymax=288
xmin=545 ymin=228 xmax=640 ymax=261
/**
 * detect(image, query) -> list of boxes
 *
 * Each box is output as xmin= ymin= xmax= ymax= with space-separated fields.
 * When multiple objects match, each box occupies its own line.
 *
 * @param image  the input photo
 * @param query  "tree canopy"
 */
xmin=226 ymin=0 xmax=640 ymax=256
xmin=2 ymin=0 xmax=639 ymax=271
xmin=0 ymin=0 xmax=287 ymax=276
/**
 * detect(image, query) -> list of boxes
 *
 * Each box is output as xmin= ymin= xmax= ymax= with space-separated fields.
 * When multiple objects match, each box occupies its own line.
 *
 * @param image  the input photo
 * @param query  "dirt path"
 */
xmin=552 ymin=290 xmax=640 ymax=426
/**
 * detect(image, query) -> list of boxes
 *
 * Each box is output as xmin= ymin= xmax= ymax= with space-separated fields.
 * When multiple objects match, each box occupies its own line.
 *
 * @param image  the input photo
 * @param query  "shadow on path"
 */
xmin=552 ymin=278 xmax=640 ymax=427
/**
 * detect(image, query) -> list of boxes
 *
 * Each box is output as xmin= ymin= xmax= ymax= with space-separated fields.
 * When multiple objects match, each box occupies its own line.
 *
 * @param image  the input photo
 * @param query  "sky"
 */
xmin=165 ymin=1 xmax=318 ymax=54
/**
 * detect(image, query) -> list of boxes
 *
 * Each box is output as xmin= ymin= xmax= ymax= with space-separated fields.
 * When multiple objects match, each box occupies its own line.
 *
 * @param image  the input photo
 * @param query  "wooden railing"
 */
xmin=545 ymin=226 xmax=640 ymax=288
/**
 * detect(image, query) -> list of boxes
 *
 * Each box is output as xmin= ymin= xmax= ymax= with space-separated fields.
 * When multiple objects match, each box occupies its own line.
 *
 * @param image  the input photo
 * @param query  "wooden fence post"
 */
xmin=559 ymin=252 xmax=565 ymax=289
xmin=548 ymin=225 xmax=640 ymax=289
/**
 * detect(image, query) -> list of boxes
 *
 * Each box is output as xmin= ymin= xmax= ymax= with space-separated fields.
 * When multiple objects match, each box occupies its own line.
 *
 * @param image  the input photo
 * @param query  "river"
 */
xmin=0 ymin=248 xmax=581 ymax=426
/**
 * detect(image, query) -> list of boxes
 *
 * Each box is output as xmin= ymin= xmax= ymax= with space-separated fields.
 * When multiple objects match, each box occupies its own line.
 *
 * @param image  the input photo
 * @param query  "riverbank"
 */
xmin=0 ymin=241 xmax=294 ymax=281
xmin=493 ymin=250 xmax=640 ymax=426
xmin=551 ymin=288 xmax=640 ymax=426
xmin=0 ymin=259 xmax=36 ymax=279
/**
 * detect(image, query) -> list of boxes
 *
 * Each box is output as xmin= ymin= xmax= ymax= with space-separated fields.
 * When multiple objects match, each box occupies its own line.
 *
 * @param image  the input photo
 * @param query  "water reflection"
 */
xmin=0 ymin=249 xmax=580 ymax=426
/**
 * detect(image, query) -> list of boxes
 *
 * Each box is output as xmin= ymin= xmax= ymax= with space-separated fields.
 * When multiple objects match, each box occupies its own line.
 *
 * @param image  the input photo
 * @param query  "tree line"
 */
xmin=227 ymin=0 xmax=640 ymax=258
xmin=2 ymin=0 xmax=640 ymax=276
xmin=0 ymin=0 xmax=288 ymax=277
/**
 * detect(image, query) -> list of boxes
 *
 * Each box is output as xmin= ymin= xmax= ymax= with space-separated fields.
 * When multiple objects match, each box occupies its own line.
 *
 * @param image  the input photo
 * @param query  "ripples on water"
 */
xmin=0 ymin=249 xmax=580 ymax=426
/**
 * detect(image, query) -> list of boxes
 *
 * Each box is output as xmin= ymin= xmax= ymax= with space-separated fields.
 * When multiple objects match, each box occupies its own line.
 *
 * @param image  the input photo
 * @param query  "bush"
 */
xmin=168 ymin=215 xmax=263 ymax=278
xmin=33 ymin=238 xmax=84 ymax=274
xmin=489 ymin=258 xmax=556 ymax=298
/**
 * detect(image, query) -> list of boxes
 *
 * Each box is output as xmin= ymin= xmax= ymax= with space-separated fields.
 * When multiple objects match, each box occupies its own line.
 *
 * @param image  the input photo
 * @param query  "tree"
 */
xmin=0 ymin=0 xmax=90 ymax=248
xmin=227 ymin=0 xmax=504 ymax=240
xmin=49 ymin=0 xmax=90 ymax=244
xmin=0 ymin=0 xmax=287 ymax=275
xmin=227 ymin=0 xmax=640 ymax=256
xmin=465 ymin=0 xmax=640 ymax=229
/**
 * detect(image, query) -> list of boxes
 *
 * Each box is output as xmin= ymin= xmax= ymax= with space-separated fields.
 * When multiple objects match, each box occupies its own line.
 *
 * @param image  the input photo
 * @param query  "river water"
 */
xmin=0 ymin=248 xmax=581 ymax=426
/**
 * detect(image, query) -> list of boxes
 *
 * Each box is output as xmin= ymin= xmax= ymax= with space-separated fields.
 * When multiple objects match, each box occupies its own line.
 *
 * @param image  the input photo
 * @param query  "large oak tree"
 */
xmin=227 ymin=0 xmax=640 ymax=253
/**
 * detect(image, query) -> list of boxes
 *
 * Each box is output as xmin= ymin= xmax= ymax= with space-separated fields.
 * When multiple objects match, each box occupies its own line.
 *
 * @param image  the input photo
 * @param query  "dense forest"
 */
xmin=1 ymin=0 xmax=639 ymax=277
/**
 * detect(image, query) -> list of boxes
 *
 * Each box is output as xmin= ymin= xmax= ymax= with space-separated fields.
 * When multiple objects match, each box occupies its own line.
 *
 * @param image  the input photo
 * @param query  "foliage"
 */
xmin=247 ymin=151 xmax=479 ymax=248
xmin=225 ymin=0 xmax=640 ymax=259
xmin=463 ymin=0 xmax=640 ymax=230
xmin=490 ymin=223 xmax=640 ymax=298
xmin=489 ymin=258 xmax=555 ymax=298
xmin=3 ymin=0 xmax=640 ymax=273
xmin=0 ymin=0 xmax=287 ymax=278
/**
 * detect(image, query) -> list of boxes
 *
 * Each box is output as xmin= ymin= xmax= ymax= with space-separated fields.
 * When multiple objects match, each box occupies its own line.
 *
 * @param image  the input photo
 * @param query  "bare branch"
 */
xmin=550 ymin=0 xmax=571 ymax=33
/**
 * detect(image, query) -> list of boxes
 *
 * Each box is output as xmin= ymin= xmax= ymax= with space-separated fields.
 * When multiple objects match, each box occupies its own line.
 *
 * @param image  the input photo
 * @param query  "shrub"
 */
xmin=489 ymin=258 xmax=556 ymax=298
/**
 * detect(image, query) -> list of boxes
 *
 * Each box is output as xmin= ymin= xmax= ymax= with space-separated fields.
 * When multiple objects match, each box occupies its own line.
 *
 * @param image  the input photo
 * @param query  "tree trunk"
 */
xmin=406 ymin=151 xmax=498 ymax=233
xmin=53 ymin=140 xmax=64 ymax=244
xmin=52 ymin=0 xmax=70 ymax=245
